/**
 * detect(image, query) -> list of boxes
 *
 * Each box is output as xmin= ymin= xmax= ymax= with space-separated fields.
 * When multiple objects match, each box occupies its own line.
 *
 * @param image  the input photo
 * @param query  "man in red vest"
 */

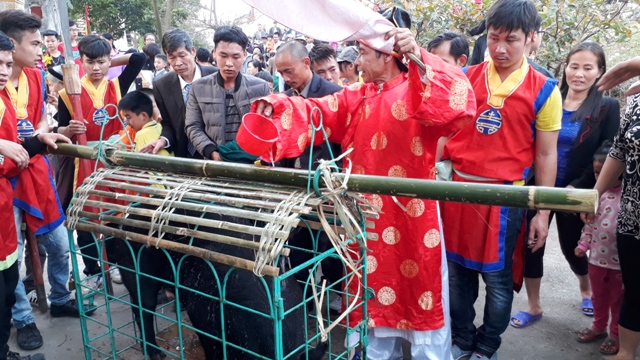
xmin=440 ymin=1 xmax=562 ymax=359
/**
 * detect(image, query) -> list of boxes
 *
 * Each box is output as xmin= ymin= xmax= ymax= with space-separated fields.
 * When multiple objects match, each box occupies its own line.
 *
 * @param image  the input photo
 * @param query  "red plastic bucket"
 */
xmin=237 ymin=113 xmax=279 ymax=156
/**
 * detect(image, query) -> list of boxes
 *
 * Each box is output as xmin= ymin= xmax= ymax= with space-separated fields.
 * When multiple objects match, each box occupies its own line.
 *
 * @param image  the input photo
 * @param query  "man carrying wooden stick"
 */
xmin=246 ymin=9 xmax=476 ymax=358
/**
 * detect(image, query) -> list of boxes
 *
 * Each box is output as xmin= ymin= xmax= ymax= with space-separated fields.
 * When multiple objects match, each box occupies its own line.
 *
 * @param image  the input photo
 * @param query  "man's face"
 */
xmin=145 ymin=35 xmax=156 ymax=45
xmin=12 ymin=30 xmax=42 ymax=69
xmin=313 ymin=57 xmax=340 ymax=84
xmin=273 ymin=34 xmax=280 ymax=43
xmin=487 ymin=27 xmax=529 ymax=72
xmin=0 ymin=51 xmax=14 ymax=90
xmin=430 ymin=41 xmax=456 ymax=67
xmin=43 ymin=35 xmax=58 ymax=53
xmin=276 ymin=52 xmax=312 ymax=92
xmin=69 ymin=25 xmax=78 ymax=41
xmin=355 ymin=44 xmax=385 ymax=84
xmin=167 ymin=46 xmax=196 ymax=79
xmin=82 ymin=55 xmax=110 ymax=82
xmin=214 ymin=41 xmax=245 ymax=83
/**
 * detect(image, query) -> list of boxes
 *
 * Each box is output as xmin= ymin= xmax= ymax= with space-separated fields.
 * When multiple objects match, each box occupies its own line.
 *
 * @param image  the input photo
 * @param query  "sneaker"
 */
xmin=7 ymin=349 xmax=45 ymax=360
xmin=50 ymin=299 xmax=96 ymax=318
xmin=329 ymin=296 xmax=342 ymax=315
xmin=25 ymin=290 xmax=50 ymax=308
xmin=452 ymin=344 xmax=474 ymax=360
xmin=110 ymin=267 xmax=123 ymax=284
xmin=82 ymin=275 xmax=103 ymax=294
xmin=472 ymin=352 xmax=498 ymax=360
xmin=16 ymin=323 xmax=43 ymax=350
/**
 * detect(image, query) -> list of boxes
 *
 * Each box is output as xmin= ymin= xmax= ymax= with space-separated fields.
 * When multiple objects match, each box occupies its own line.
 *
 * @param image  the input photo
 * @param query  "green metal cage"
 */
xmin=66 ymin=166 xmax=373 ymax=360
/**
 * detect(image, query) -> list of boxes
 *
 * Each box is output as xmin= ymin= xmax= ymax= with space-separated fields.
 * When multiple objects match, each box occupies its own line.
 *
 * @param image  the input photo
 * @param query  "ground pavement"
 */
xmin=8 ymin=223 xmax=640 ymax=360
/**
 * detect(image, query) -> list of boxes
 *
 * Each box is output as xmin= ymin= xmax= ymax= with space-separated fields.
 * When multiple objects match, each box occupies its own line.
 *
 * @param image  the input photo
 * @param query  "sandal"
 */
xmin=510 ymin=311 xmax=543 ymax=328
xmin=599 ymin=337 xmax=619 ymax=355
xmin=576 ymin=328 xmax=607 ymax=343
xmin=581 ymin=298 xmax=594 ymax=316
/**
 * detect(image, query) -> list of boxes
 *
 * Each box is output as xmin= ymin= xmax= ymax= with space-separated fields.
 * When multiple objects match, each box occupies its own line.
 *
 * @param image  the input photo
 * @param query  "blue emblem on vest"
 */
xmin=93 ymin=108 xmax=108 ymax=127
xmin=475 ymin=108 xmax=503 ymax=135
xmin=16 ymin=119 xmax=35 ymax=141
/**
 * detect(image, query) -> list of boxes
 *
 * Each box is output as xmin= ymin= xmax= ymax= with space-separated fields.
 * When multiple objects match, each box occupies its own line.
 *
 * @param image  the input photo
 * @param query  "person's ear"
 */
xmin=303 ymin=57 xmax=311 ymax=67
xmin=458 ymin=54 xmax=468 ymax=67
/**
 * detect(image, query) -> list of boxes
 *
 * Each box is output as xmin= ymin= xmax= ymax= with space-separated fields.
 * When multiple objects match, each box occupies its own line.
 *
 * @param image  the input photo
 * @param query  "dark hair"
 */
xmin=162 ymin=29 xmax=193 ymax=55
xmin=42 ymin=30 xmax=59 ymax=40
xmin=427 ymin=32 xmax=470 ymax=62
xmin=213 ymin=26 xmax=249 ymax=50
xmin=593 ymin=140 xmax=613 ymax=163
xmin=155 ymin=53 xmax=168 ymax=63
xmin=273 ymin=31 xmax=281 ymax=37
xmin=0 ymin=10 xmax=42 ymax=44
xmin=196 ymin=47 xmax=212 ymax=63
xmin=78 ymin=35 xmax=111 ymax=60
xmin=485 ymin=0 xmax=538 ymax=37
xmin=69 ymin=20 xmax=76 ymax=27
xmin=309 ymin=43 xmax=336 ymax=65
xmin=0 ymin=31 xmax=14 ymax=52
xmin=255 ymin=70 xmax=273 ymax=83
xmin=143 ymin=43 xmax=161 ymax=61
xmin=249 ymin=60 xmax=263 ymax=72
xmin=560 ymin=42 xmax=607 ymax=125
xmin=118 ymin=90 xmax=153 ymax=118
xmin=102 ymin=32 xmax=113 ymax=41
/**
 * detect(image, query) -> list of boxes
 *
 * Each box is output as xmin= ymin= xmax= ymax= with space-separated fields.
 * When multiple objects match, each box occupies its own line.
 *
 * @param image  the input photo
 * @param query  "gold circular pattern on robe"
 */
xmin=449 ymin=78 xmax=469 ymax=111
xmin=421 ymin=81 xmax=432 ymax=102
xmin=388 ymin=165 xmax=407 ymax=178
xmin=363 ymin=104 xmax=371 ymax=121
xmin=281 ymin=108 xmax=293 ymax=130
xmin=346 ymin=113 xmax=352 ymax=127
xmin=425 ymin=65 xmax=435 ymax=81
xmin=418 ymin=291 xmax=435 ymax=311
xmin=297 ymin=133 xmax=308 ymax=151
xmin=423 ymin=229 xmax=441 ymax=248
xmin=382 ymin=226 xmax=401 ymax=245
xmin=370 ymin=131 xmax=388 ymax=150
xmin=400 ymin=259 xmax=419 ymax=278
xmin=406 ymin=199 xmax=425 ymax=218
xmin=377 ymin=286 xmax=397 ymax=306
xmin=367 ymin=317 xmax=375 ymax=328
xmin=367 ymin=255 xmax=378 ymax=274
xmin=349 ymin=82 xmax=364 ymax=91
xmin=391 ymin=100 xmax=409 ymax=121
xmin=353 ymin=165 xmax=365 ymax=174
xmin=324 ymin=127 xmax=332 ymax=138
xmin=327 ymin=94 xmax=339 ymax=112
xmin=410 ymin=137 xmax=424 ymax=156
xmin=397 ymin=319 xmax=414 ymax=330
xmin=368 ymin=194 xmax=383 ymax=210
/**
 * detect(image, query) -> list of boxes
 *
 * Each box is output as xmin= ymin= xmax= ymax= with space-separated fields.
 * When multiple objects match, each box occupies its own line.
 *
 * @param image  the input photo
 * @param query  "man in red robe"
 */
xmin=246 ymin=26 xmax=476 ymax=358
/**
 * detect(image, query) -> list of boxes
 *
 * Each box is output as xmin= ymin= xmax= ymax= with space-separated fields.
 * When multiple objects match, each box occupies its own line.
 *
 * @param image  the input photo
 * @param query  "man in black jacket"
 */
xmin=274 ymin=40 xmax=344 ymax=313
xmin=141 ymin=29 xmax=217 ymax=159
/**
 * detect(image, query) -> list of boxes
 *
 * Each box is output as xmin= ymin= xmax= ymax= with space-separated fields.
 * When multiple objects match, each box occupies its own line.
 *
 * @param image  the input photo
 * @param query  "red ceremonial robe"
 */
xmin=59 ymin=77 xmax=123 ymax=193
xmin=245 ymin=48 xmax=476 ymax=331
xmin=0 ymin=94 xmax=19 ymax=268
xmin=2 ymin=71 xmax=65 ymax=235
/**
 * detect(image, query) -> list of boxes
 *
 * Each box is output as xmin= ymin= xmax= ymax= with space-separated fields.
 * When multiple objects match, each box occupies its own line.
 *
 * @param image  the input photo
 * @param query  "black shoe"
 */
xmin=50 ymin=299 xmax=96 ymax=318
xmin=7 ymin=349 xmax=45 ymax=360
xmin=16 ymin=323 xmax=43 ymax=350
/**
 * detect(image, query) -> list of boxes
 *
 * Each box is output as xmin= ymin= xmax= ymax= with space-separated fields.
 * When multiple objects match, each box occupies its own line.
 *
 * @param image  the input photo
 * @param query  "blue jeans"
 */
xmin=12 ymin=207 xmax=71 ymax=328
xmin=448 ymin=207 xmax=524 ymax=358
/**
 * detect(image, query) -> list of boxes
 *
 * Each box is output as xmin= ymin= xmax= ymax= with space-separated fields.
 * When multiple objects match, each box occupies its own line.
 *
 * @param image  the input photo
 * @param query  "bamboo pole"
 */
xmin=73 ymin=222 xmax=280 ymax=277
xmin=69 ymin=199 xmax=292 ymax=255
xmin=49 ymin=144 xmax=599 ymax=213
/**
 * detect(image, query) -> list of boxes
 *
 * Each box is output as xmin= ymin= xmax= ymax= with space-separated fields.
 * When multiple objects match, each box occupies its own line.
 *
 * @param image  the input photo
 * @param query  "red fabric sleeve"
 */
xmin=248 ymin=86 xmax=367 ymax=161
xmin=406 ymin=48 xmax=476 ymax=137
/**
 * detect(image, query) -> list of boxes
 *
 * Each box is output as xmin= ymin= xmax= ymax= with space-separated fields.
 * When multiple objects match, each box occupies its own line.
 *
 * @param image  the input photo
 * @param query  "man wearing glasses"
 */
xmin=57 ymin=21 xmax=80 ymax=61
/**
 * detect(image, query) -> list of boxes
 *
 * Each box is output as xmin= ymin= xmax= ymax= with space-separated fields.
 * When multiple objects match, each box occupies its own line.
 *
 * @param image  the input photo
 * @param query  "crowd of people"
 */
xmin=0 ymin=0 xmax=638 ymax=359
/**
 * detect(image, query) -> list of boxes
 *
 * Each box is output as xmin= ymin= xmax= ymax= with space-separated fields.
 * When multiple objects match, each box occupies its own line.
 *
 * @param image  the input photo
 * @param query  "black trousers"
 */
xmin=0 ymin=261 xmax=19 ymax=360
xmin=523 ymin=210 xmax=589 ymax=279
xmin=618 ymin=233 xmax=640 ymax=332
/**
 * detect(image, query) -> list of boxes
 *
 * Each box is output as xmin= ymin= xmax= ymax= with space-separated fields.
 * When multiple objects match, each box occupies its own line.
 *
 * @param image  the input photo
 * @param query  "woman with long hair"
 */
xmin=511 ymin=42 xmax=621 ymax=338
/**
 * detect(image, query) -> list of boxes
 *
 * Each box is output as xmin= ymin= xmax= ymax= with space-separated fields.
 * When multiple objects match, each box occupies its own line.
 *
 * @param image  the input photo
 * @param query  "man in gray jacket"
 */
xmin=185 ymin=26 xmax=270 ymax=161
